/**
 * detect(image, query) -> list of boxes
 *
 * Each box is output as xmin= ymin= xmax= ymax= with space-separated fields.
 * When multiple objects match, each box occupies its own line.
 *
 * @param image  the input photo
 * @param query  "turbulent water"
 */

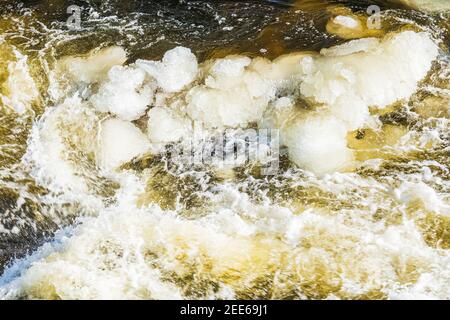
xmin=0 ymin=0 xmax=449 ymax=300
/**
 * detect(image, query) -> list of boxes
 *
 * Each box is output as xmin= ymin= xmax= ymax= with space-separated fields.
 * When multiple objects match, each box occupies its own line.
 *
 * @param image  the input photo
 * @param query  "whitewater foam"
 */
xmin=0 ymin=26 xmax=448 ymax=300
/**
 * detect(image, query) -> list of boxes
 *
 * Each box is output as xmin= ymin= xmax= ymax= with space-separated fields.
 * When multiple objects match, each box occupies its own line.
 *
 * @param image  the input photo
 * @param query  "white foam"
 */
xmin=2 ymin=186 xmax=448 ymax=299
xmin=24 ymin=96 xmax=92 ymax=195
xmin=394 ymin=181 xmax=450 ymax=215
xmin=0 ymin=29 xmax=447 ymax=300
xmin=1 ymin=50 xmax=39 ymax=114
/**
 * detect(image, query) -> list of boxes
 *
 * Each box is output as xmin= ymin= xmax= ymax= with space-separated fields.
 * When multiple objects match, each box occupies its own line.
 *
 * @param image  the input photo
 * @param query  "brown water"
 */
xmin=0 ymin=0 xmax=448 ymax=299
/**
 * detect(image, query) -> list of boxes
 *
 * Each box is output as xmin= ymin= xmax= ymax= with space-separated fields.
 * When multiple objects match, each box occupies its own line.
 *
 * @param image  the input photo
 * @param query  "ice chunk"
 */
xmin=333 ymin=15 xmax=360 ymax=29
xmin=208 ymin=56 xmax=251 ymax=79
xmin=320 ymin=38 xmax=380 ymax=57
xmin=96 ymin=118 xmax=150 ymax=170
xmin=251 ymin=52 xmax=309 ymax=81
xmin=259 ymin=97 xmax=296 ymax=145
xmin=24 ymin=96 xmax=92 ymax=194
xmin=282 ymin=113 xmax=354 ymax=175
xmin=56 ymin=46 xmax=127 ymax=84
xmin=147 ymin=106 xmax=192 ymax=144
xmin=90 ymin=66 xmax=154 ymax=121
xmin=300 ymin=31 xmax=439 ymax=109
xmin=136 ymin=47 xmax=198 ymax=93
xmin=186 ymin=56 xmax=275 ymax=128
xmin=330 ymin=94 xmax=370 ymax=131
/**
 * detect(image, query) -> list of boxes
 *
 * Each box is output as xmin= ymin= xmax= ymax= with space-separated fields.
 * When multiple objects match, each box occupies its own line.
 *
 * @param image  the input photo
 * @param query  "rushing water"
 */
xmin=0 ymin=0 xmax=448 ymax=299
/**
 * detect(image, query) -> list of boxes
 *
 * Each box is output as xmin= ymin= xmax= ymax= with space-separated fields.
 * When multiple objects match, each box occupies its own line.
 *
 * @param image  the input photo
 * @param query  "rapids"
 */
xmin=0 ymin=0 xmax=449 ymax=300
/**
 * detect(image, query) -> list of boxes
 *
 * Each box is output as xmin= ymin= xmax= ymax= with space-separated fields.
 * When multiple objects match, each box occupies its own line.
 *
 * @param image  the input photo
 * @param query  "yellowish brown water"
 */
xmin=0 ymin=0 xmax=449 ymax=300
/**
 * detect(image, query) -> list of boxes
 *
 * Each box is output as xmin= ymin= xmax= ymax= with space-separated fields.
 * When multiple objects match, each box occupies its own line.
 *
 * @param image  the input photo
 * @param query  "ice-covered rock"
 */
xmin=186 ymin=56 xmax=275 ymax=128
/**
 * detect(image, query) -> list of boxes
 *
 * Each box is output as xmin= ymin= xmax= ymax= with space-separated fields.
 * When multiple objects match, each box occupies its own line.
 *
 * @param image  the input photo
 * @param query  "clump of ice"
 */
xmin=186 ymin=56 xmax=275 ymax=128
xmin=136 ymin=46 xmax=198 ymax=93
xmin=48 ymin=31 xmax=440 ymax=177
xmin=272 ymin=31 xmax=438 ymax=174
xmin=96 ymin=118 xmax=151 ymax=171
xmin=145 ymin=31 xmax=437 ymax=174
xmin=56 ymin=46 xmax=127 ymax=84
xmin=90 ymin=66 xmax=154 ymax=121
xmin=400 ymin=0 xmax=450 ymax=12
xmin=320 ymin=37 xmax=380 ymax=57
xmin=300 ymin=31 xmax=439 ymax=111
xmin=147 ymin=106 xmax=192 ymax=144
xmin=282 ymin=113 xmax=354 ymax=174
xmin=250 ymin=52 xmax=307 ymax=83
xmin=333 ymin=15 xmax=360 ymax=29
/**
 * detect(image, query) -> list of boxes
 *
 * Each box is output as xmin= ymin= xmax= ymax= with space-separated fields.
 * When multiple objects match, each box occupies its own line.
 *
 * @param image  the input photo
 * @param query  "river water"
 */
xmin=0 ymin=0 xmax=448 ymax=299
